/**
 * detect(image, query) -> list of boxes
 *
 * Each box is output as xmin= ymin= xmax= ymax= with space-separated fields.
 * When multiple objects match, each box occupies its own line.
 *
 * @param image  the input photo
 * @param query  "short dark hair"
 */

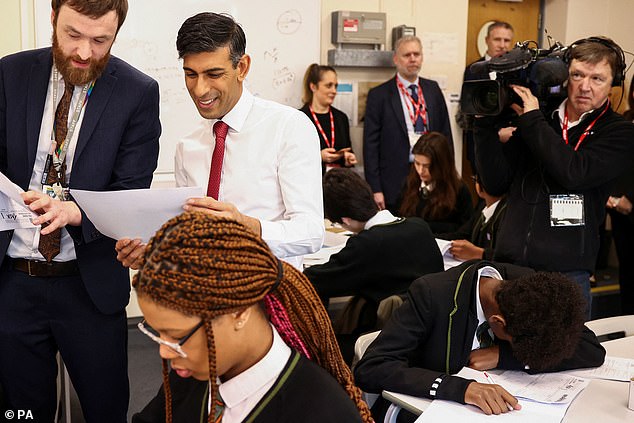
xmin=176 ymin=12 xmax=246 ymax=68
xmin=497 ymin=272 xmax=586 ymax=371
xmin=52 ymin=0 xmax=128 ymax=32
xmin=486 ymin=21 xmax=514 ymax=37
xmin=323 ymin=168 xmax=378 ymax=224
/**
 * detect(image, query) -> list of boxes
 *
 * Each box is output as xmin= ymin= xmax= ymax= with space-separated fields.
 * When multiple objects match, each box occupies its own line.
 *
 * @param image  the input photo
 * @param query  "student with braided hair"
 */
xmin=131 ymin=212 xmax=372 ymax=423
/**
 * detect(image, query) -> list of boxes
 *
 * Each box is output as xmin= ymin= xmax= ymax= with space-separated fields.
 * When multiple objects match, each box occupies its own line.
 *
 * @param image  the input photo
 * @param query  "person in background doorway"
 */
xmin=461 ymin=21 xmax=514 ymax=175
xmin=300 ymin=64 xmax=357 ymax=174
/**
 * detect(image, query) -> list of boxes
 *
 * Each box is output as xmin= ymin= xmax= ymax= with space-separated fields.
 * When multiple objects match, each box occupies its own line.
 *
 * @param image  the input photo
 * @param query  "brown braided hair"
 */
xmin=133 ymin=212 xmax=373 ymax=423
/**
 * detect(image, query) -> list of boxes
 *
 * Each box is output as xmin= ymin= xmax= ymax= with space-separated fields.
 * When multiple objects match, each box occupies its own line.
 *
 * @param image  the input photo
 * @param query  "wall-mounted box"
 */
xmin=331 ymin=11 xmax=386 ymax=48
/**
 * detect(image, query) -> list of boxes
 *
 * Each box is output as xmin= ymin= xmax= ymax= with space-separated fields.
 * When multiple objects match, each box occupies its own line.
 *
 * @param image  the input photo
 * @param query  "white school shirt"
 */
xmin=215 ymin=324 xmax=291 ymax=423
xmin=8 ymin=67 xmax=87 ymax=262
xmin=472 ymin=266 xmax=503 ymax=350
xmin=175 ymin=88 xmax=324 ymax=269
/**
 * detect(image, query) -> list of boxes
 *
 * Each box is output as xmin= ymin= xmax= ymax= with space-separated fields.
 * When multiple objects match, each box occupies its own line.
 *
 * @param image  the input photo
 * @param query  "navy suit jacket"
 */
xmin=0 ymin=47 xmax=161 ymax=314
xmin=363 ymin=76 xmax=452 ymax=207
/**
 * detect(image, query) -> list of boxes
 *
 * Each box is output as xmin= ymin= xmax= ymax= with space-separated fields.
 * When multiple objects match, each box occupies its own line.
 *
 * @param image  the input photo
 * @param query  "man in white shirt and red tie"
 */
xmin=116 ymin=12 xmax=323 ymax=270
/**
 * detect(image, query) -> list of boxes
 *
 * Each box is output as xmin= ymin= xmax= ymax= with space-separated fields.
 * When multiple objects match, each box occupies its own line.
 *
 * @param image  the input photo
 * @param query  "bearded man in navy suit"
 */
xmin=363 ymin=35 xmax=453 ymax=212
xmin=0 ymin=0 xmax=160 ymax=421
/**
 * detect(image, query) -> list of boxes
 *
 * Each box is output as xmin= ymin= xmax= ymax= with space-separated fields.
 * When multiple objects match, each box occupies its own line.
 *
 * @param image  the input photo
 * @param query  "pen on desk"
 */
xmin=483 ymin=371 xmax=496 ymax=384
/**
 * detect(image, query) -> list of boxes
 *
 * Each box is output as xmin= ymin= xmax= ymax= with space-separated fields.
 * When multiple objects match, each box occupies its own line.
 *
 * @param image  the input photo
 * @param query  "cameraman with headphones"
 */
xmin=473 ymin=37 xmax=634 ymax=318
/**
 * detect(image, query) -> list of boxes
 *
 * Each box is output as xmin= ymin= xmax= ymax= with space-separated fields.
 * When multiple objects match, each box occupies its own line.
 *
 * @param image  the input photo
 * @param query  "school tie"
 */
xmin=206 ymin=121 xmax=229 ymax=200
xmin=213 ymin=392 xmax=224 ymax=423
xmin=476 ymin=320 xmax=494 ymax=349
xmin=408 ymin=84 xmax=426 ymax=133
xmin=38 ymin=81 xmax=74 ymax=262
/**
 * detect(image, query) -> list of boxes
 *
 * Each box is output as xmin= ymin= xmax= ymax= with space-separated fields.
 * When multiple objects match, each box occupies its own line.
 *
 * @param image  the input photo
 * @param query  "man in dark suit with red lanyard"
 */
xmin=0 ymin=0 xmax=160 ymax=421
xmin=363 ymin=35 xmax=453 ymax=212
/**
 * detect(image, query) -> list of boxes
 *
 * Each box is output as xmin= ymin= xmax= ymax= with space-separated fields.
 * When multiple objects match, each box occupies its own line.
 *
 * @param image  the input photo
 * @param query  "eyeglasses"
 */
xmin=137 ymin=319 xmax=204 ymax=358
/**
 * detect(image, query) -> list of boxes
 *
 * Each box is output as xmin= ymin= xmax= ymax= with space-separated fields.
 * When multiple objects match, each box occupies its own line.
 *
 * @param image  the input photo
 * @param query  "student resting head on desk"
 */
xmin=132 ymin=212 xmax=372 ymax=423
xmin=354 ymin=260 xmax=606 ymax=421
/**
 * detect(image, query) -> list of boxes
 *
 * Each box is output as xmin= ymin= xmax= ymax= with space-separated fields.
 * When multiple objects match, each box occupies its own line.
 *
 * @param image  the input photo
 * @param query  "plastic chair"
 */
xmin=585 ymin=315 xmax=634 ymax=338
xmin=353 ymin=330 xmax=381 ymax=409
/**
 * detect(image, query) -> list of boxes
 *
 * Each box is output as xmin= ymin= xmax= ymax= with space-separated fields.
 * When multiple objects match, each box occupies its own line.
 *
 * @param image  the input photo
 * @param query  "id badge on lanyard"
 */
xmin=550 ymin=194 xmax=585 ymax=227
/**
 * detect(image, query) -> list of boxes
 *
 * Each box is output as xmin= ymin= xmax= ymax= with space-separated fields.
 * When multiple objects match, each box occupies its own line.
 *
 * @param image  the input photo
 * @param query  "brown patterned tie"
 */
xmin=38 ymin=81 xmax=74 ymax=262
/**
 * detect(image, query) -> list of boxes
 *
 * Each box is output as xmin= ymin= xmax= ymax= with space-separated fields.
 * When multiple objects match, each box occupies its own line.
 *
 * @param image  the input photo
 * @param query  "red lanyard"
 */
xmin=562 ymin=101 xmax=609 ymax=151
xmin=396 ymin=78 xmax=428 ymax=130
xmin=309 ymin=105 xmax=335 ymax=149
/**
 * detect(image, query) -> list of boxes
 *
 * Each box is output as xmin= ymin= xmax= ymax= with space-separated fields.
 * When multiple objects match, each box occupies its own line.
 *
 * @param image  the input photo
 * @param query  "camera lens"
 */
xmin=460 ymin=80 xmax=505 ymax=116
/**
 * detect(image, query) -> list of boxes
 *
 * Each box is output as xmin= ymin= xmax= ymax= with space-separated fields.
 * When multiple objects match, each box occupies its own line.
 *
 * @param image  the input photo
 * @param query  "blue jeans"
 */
xmin=563 ymin=270 xmax=592 ymax=321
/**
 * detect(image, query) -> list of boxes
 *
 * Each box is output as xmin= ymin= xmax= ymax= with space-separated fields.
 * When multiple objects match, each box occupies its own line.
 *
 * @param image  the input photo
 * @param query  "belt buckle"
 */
xmin=27 ymin=260 xmax=35 ymax=277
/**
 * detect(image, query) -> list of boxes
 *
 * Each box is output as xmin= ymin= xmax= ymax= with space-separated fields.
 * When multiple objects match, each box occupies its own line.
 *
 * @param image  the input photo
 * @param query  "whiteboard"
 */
xmin=34 ymin=0 xmax=320 ymax=174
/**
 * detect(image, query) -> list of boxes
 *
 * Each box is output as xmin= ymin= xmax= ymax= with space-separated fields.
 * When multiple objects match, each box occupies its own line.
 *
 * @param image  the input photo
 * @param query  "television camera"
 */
xmin=460 ymin=41 xmax=569 ymax=116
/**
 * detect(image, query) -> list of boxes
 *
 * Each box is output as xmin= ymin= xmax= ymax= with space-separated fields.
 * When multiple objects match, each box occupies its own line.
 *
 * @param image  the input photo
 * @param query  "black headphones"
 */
xmin=564 ymin=36 xmax=626 ymax=87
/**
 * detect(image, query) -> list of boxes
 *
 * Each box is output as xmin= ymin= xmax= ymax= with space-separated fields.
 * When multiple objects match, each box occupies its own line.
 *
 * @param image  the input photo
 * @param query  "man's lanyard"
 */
xmin=396 ymin=78 xmax=428 ymax=130
xmin=309 ymin=105 xmax=335 ymax=149
xmin=562 ymin=101 xmax=609 ymax=151
xmin=41 ymin=68 xmax=94 ymax=186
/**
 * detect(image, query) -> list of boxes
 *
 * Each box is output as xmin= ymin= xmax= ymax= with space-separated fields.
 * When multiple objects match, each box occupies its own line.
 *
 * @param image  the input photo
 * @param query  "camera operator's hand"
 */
xmin=498 ymin=127 xmax=517 ymax=144
xmin=510 ymin=84 xmax=539 ymax=115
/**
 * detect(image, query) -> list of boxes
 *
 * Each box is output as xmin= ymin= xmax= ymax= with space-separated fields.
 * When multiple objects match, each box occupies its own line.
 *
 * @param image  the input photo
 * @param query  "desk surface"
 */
xmin=383 ymin=336 xmax=634 ymax=422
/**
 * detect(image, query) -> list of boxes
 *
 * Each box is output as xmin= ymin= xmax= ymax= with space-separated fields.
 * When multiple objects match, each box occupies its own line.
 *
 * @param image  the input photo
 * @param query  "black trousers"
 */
xmin=0 ymin=263 xmax=128 ymax=422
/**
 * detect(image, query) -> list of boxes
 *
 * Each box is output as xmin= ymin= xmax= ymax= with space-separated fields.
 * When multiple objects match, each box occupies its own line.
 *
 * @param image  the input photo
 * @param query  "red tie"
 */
xmin=206 ymin=121 xmax=229 ymax=200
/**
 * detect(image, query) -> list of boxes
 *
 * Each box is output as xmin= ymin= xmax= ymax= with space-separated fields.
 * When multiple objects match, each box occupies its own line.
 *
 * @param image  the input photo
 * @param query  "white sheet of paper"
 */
xmin=0 ymin=171 xmax=39 ymax=231
xmin=435 ymin=238 xmax=465 ymax=270
xmin=495 ymin=370 xmax=588 ymax=404
xmin=563 ymin=356 xmax=634 ymax=382
xmin=416 ymin=397 xmax=570 ymax=423
xmin=71 ymin=187 xmax=203 ymax=242
xmin=416 ymin=367 xmax=578 ymax=423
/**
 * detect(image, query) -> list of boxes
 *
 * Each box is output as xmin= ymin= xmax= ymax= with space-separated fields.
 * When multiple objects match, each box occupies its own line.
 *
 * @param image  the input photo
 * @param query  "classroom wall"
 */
xmin=0 ymin=0 xmax=24 ymax=57
xmin=320 ymin=0 xmax=469 ymax=169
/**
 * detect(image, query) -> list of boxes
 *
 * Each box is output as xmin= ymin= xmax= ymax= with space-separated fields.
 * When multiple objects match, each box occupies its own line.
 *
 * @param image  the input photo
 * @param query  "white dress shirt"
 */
xmin=7 ymin=67 xmax=88 ymax=262
xmin=216 ymin=324 xmax=291 ymax=423
xmin=364 ymin=209 xmax=399 ymax=230
xmin=472 ymin=265 xmax=503 ymax=350
xmin=481 ymin=199 xmax=501 ymax=224
xmin=175 ymin=88 xmax=324 ymax=269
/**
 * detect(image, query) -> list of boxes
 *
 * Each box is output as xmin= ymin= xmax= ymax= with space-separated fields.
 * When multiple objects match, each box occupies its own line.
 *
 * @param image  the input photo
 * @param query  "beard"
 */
xmin=52 ymin=28 xmax=111 ymax=85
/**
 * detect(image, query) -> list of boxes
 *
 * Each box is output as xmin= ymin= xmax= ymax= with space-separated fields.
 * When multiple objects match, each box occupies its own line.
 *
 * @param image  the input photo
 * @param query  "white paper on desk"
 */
xmin=0 ymin=171 xmax=39 ymax=230
xmin=416 ymin=397 xmax=570 ymax=423
xmin=496 ymin=370 xmax=588 ymax=404
xmin=303 ymin=244 xmax=346 ymax=266
xmin=416 ymin=367 xmax=575 ymax=423
xmin=71 ymin=187 xmax=203 ymax=242
xmin=563 ymin=356 xmax=634 ymax=382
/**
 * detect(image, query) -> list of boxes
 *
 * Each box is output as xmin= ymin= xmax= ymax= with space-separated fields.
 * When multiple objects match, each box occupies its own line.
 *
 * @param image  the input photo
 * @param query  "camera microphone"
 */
xmin=469 ymin=60 xmax=490 ymax=76
xmin=529 ymin=58 xmax=569 ymax=86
